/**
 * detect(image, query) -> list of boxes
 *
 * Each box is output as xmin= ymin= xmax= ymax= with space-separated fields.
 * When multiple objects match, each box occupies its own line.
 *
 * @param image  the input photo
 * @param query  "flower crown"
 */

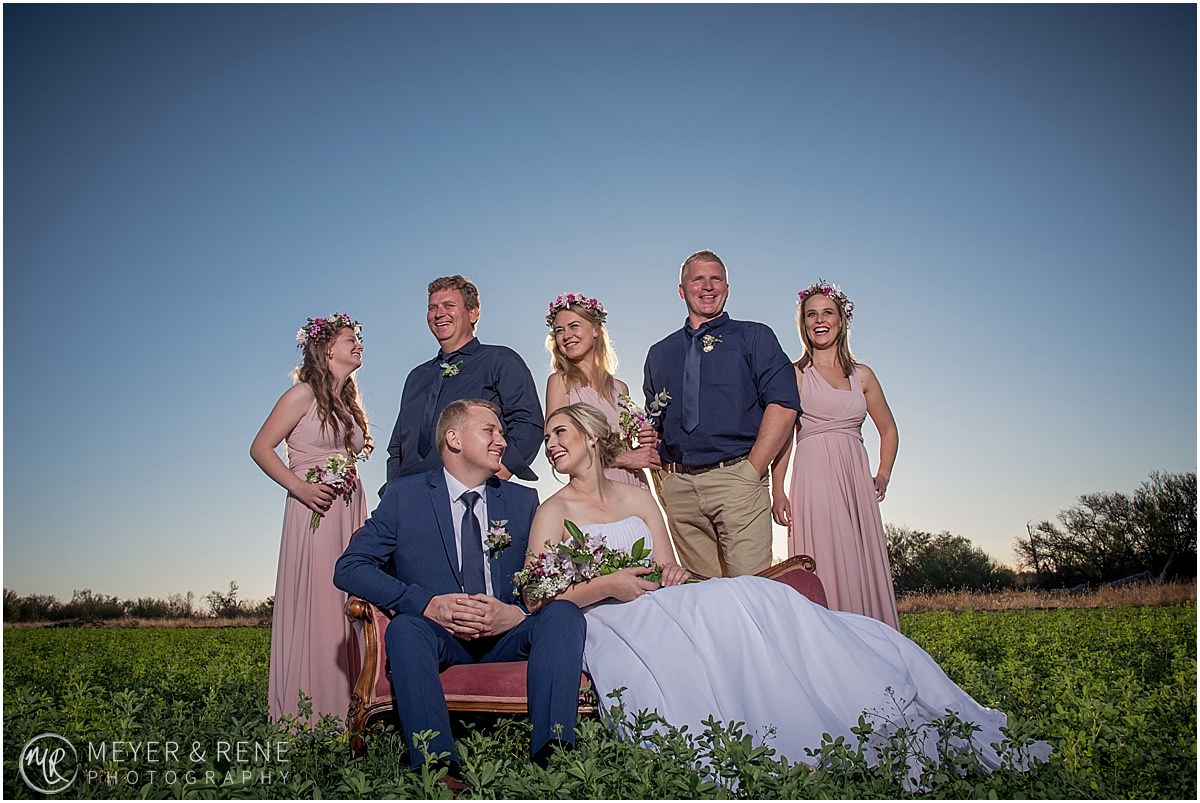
xmin=296 ymin=313 xmax=362 ymax=349
xmin=797 ymin=280 xmax=854 ymax=322
xmin=546 ymin=293 xmax=607 ymax=328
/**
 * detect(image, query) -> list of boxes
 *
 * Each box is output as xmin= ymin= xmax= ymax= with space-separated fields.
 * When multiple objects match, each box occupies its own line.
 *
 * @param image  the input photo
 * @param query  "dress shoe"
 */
xmin=437 ymin=773 xmax=467 ymax=795
xmin=532 ymin=740 xmax=575 ymax=768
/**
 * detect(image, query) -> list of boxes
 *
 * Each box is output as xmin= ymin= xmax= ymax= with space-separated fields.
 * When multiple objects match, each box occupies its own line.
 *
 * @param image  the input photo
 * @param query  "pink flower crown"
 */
xmin=797 ymin=280 xmax=854 ymax=322
xmin=546 ymin=293 xmax=607 ymax=328
xmin=296 ymin=313 xmax=362 ymax=349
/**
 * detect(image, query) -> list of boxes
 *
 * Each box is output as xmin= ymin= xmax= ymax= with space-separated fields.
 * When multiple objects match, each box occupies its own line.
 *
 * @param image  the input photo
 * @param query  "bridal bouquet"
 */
xmin=513 ymin=520 xmax=656 ymax=603
xmin=616 ymin=390 xmax=670 ymax=449
xmin=304 ymin=452 xmax=365 ymax=532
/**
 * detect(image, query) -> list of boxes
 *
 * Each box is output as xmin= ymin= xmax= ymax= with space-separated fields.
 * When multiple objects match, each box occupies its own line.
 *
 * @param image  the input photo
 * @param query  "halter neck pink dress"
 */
xmin=269 ymin=401 xmax=367 ymax=723
xmin=566 ymin=383 xmax=648 ymax=488
xmin=788 ymin=365 xmax=899 ymax=629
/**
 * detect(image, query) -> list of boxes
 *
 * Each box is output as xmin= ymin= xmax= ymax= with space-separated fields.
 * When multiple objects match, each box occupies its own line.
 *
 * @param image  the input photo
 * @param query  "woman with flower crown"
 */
xmin=544 ymin=293 xmax=659 ymax=488
xmin=770 ymin=281 xmax=900 ymax=629
xmin=251 ymin=313 xmax=373 ymax=723
xmin=527 ymin=403 xmax=1047 ymax=778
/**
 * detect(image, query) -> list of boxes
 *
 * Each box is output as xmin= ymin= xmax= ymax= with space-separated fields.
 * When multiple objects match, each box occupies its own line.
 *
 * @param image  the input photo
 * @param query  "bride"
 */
xmin=526 ymin=403 xmax=1050 ymax=775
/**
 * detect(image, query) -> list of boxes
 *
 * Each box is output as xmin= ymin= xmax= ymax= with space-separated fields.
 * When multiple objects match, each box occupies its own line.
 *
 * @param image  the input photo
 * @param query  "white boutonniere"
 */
xmin=484 ymin=520 xmax=511 ymax=554
xmin=440 ymin=360 xmax=463 ymax=377
xmin=701 ymin=334 xmax=722 ymax=353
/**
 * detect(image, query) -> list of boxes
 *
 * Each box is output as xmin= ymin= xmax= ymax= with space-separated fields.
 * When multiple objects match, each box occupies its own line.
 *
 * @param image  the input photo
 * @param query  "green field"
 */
xmin=4 ymin=604 xmax=1195 ymax=799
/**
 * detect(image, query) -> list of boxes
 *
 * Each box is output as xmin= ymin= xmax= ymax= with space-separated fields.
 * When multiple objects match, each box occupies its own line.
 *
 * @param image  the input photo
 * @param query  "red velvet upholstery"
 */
xmin=344 ymin=554 xmax=827 ymax=746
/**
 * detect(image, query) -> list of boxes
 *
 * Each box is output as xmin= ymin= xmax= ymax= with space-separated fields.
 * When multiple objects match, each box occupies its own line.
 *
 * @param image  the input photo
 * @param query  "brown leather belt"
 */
xmin=664 ymin=454 xmax=748 ymax=475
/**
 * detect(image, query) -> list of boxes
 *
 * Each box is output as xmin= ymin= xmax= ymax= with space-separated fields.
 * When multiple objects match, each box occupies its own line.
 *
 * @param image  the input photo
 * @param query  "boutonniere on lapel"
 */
xmin=484 ymin=520 xmax=511 ymax=555
xmin=701 ymin=334 xmax=723 ymax=353
xmin=439 ymin=360 xmax=463 ymax=377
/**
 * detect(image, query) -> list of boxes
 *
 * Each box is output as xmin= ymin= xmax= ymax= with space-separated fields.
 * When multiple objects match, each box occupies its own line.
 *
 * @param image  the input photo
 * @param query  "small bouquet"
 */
xmin=304 ymin=452 xmax=365 ymax=532
xmin=513 ymin=520 xmax=657 ymax=603
xmin=616 ymin=390 xmax=670 ymax=449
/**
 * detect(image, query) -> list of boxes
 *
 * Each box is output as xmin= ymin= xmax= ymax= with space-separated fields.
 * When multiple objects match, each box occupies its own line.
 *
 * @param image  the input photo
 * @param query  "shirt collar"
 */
xmin=684 ymin=312 xmax=730 ymax=338
xmin=444 ymin=469 xmax=486 ymax=506
xmin=432 ymin=336 xmax=481 ymax=363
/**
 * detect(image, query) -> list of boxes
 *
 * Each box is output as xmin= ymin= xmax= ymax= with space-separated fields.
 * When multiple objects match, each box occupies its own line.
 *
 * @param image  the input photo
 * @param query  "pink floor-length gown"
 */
xmin=789 ymin=365 xmax=899 ymax=629
xmin=567 ymin=384 xmax=649 ymax=489
xmin=268 ymin=401 xmax=366 ymax=723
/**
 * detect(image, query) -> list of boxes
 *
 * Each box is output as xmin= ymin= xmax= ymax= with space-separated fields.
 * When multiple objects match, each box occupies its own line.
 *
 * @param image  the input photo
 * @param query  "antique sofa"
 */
xmin=343 ymin=554 xmax=828 ymax=750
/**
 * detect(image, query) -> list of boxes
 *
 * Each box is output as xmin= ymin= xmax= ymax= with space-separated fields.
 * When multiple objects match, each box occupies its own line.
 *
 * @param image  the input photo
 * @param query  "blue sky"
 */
xmin=4 ymin=4 xmax=1195 ymax=604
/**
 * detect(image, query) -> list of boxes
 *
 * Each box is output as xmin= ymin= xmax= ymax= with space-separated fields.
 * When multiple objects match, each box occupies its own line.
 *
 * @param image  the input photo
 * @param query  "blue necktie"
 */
xmin=681 ymin=327 xmax=704 ymax=434
xmin=417 ymin=355 xmax=451 ymax=458
xmin=459 ymin=491 xmax=486 ymax=595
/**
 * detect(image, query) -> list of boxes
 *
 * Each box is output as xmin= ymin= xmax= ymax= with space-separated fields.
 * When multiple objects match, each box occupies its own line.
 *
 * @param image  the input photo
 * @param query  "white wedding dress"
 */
xmin=579 ymin=516 xmax=1050 ymax=772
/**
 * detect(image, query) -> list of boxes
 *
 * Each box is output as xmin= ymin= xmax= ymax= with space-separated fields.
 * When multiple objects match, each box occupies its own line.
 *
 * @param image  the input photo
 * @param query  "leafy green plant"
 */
xmin=3 ymin=602 xmax=1195 ymax=799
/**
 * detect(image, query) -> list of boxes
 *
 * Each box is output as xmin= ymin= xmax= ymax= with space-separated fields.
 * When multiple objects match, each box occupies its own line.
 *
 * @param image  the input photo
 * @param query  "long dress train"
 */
xmin=268 ymin=401 xmax=366 ymax=723
xmin=578 ymin=516 xmax=1049 ymax=776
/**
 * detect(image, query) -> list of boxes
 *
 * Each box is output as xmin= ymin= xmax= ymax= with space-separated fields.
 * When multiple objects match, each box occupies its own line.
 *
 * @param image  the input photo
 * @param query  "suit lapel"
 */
xmin=428 ymin=471 xmax=462 ymax=589
xmin=484 ymin=478 xmax=512 ymax=599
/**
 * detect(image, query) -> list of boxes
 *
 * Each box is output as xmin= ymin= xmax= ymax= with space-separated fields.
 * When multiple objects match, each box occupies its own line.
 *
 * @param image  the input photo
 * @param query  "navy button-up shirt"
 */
xmin=643 ymin=313 xmax=800 ymax=466
xmin=386 ymin=337 xmax=544 ymax=482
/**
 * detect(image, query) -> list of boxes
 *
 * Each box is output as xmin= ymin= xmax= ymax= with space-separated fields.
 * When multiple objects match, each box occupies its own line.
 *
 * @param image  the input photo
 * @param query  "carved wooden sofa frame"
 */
xmin=343 ymin=554 xmax=828 ymax=748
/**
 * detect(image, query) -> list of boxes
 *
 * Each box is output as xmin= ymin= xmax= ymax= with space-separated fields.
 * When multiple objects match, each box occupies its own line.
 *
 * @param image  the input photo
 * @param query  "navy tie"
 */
xmin=417 ymin=355 xmax=450 ymax=458
xmin=681 ymin=327 xmax=704 ymax=434
xmin=459 ymin=491 xmax=486 ymax=594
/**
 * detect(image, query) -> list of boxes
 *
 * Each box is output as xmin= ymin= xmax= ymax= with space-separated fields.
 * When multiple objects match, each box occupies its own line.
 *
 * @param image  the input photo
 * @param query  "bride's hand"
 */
xmin=658 ymin=563 xmax=691 ymax=587
xmin=605 ymin=566 xmax=659 ymax=602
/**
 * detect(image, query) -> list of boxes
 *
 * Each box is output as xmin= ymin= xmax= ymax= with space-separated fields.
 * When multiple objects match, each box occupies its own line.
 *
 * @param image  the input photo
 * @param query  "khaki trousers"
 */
xmin=660 ymin=459 xmax=773 ymax=577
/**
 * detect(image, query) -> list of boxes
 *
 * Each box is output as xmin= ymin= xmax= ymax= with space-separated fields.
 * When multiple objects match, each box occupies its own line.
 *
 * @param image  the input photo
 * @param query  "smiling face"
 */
xmin=678 ymin=258 xmax=729 ymax=326
xmin=445 ymin=404 xmax=507 ymax=480
xmin=801 ymin=294 xmax=843 ymax=351
xmin=325 ymin=327 xmax=363 ymax=374
xmin=543 ymin=412 xmax=590 ymax=477
xmin=427 ymin=288 xmax=479 ymax=353
xmin=552 ymin=309 xmax=599 ymax=364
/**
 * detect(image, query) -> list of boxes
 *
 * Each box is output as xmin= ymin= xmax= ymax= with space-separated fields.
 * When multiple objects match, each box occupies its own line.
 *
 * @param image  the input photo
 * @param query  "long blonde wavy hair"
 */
xmin=547 ymin=304 xmax=619 ymax=404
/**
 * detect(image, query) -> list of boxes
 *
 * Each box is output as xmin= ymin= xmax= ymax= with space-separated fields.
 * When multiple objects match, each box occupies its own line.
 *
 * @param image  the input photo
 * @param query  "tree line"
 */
xmin=2 ymin=581 xmax=272 ymax=623
xmin=886 ymin=469 xmax=1196 ymax=595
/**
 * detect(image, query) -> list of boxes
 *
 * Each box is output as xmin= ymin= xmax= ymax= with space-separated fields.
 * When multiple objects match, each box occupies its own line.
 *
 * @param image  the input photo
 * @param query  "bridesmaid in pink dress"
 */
xmin=543 ymin=293 xmax=659 ymax=488
xmin=251 ymin=313 xmax=373 ymax=723
xmin=771 ymin=282 xmax=900 ymax=629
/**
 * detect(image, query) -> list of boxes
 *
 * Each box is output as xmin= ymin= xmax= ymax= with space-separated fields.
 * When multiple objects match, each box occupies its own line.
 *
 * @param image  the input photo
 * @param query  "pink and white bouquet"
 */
xmin=513 ymin=520 xmax=655 ymax=603
xmin=616 ymin=390 xmax=670 ymax=449
xmin=303 ymin=452 xmax=365 ymax=532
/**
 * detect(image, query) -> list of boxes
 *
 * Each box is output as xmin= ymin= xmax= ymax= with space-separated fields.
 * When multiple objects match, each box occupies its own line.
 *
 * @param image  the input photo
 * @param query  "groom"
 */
xmin=334 ymin=398 xmax=585 ymax=781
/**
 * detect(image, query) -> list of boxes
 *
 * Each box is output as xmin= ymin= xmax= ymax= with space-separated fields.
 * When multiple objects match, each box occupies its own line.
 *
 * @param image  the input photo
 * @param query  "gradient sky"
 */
xmin=4 ymin=4 xmax=1195 ymax=604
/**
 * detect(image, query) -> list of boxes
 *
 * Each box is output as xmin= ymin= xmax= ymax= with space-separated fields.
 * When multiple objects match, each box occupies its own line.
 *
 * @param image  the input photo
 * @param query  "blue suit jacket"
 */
xmin=334 ymin=469 xmax=537 ymax=616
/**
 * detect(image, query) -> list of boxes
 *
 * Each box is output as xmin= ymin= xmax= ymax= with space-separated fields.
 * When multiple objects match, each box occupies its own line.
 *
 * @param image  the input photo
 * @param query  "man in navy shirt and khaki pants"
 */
xmin=643 ymin=250 xmax=801 ymax=577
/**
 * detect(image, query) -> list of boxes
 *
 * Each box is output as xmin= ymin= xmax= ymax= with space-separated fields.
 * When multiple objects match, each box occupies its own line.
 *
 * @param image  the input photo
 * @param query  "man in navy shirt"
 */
xmin=386 ymin=275 xmax=543 ymax=486
xmin=643 ymin=251 xmax=800 ymax=577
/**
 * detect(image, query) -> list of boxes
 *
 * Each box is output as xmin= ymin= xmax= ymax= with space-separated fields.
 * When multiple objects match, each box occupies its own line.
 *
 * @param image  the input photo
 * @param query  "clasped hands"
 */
xmin=424 ymin=593 xmax=525 ymax=639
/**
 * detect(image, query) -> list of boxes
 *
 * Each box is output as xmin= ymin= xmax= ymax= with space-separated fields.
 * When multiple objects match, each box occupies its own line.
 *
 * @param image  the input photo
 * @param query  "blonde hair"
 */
xmin=293 ymin=327 xmax=373 ymax=456
xmin=435 ymin=398 xmax=502 ymax=455
xmin=546 ymin=304 xmax=619 ymax=404
xmin=679 ymin=249 xmax=727 ymax=284
xmin=546 ymin=403 xmax=625 ymax=470
xmin=795 ymin=292 xmax=857 ymax=378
